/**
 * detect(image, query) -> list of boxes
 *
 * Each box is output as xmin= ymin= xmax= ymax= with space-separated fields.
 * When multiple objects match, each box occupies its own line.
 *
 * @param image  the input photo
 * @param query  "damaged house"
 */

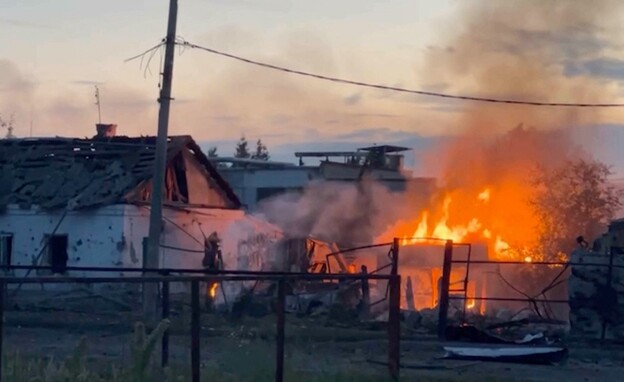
xmin=0 ymin=126 xmax=296 ymax=296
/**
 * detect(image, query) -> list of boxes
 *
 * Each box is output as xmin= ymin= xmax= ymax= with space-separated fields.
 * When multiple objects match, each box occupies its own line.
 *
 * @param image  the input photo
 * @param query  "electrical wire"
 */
xmin=124 ymin=40 xmax=165 ymax=63
xmin=160 ymin=244 xmax=203 ymax=254
xmin=492 ymin=269 xmax=547 ymax=319
xmin=177 ymin=39 xmax=624 ymax=108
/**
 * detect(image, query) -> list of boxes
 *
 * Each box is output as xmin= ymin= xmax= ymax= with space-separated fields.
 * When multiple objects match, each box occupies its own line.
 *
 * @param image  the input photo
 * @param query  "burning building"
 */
xmin=0 ymin=127 xmax=296 ymax=300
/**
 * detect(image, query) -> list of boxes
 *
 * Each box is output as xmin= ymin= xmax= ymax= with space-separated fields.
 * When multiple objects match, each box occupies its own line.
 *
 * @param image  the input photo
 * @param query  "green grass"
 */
xmin=1 ymin=318 xmax=533 ymax=382
xmin=1 ymin=319 xmax=395 ymax=382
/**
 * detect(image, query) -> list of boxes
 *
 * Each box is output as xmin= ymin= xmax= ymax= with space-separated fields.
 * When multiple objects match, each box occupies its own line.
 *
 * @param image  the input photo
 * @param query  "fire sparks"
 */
xmin=209 ymin=283 xmax=219 ymax=299
xmin=465 ymin=281 xmax=476 ymax=310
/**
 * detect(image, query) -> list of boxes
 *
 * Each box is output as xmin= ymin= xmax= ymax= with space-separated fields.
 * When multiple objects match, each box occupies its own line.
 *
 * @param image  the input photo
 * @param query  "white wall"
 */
xmin=0 ymin=203 xmax=284 ymax=301
xmin=0 ymin=204 xmax=126 ymax=290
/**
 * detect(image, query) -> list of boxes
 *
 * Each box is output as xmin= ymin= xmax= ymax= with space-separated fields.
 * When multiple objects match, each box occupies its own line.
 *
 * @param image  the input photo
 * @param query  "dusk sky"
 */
xmin=2 ymin=0 xmax=624 ymax=171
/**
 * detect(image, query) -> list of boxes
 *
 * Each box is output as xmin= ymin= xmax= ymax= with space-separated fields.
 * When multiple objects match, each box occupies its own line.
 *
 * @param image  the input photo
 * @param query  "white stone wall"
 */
xmin=0 ymin=204 xmax=284 ymax=300
xmin=0 ymin=204 xmax=126 ymax=289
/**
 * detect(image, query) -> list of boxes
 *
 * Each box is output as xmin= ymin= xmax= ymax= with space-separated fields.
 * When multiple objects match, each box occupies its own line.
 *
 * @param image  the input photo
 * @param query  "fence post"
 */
xmin=438 ymin=240 xmax=453 ymax=340
xmin=387 ymin=239 xmax=401 ymax=380
xmin=360 ymin=265 xmax=370 ymax=317
xmin=391 ymin=238 xmax=400 ymax=276
xmin=601 ymin=247 xmax=617 ymax=340
xmin=0 ymin=279 xmax=4 ymax=381
xmin=161 ymin=279 xmax=170 ymax=368
xmin=275 ymin=279 xmax=286 ymax=382
xmin=191 ymin=280 xmax=200 ymax=382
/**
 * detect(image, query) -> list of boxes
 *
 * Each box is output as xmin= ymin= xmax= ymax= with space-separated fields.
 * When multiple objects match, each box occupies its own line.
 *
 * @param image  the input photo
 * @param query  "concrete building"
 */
xmin=212 ymin=145 xmax=436 ymax=210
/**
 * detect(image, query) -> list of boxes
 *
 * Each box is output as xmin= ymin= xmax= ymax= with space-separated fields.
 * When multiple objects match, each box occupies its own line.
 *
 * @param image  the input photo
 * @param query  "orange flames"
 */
xmin=381 ymin=186 xmax=539 ymax=312
xmin=209 ymin=283 xmax=219 ymax=299
xmin=391 ymin=187 xmax=534 ymax=262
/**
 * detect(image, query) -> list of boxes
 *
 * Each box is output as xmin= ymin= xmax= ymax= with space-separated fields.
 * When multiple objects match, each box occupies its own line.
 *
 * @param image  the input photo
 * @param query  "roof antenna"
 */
xmin=94 ymin=85 xmax=102 ymax=124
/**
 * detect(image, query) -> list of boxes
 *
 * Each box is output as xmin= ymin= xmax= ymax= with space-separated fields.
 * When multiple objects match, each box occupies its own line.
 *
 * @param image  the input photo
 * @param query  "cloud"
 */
xmin=344 ymin=93 xmax=362 ymax=105
xmin=564 ymin=58 xmax=624 ymax=80
xmin=70 ymin=80 xmax=105 ymax=86
xmin=0 ymin=17 xmax=63 ymax=31
xmin=0 ymin=60 xmax=36 ymax=129
xmin=418 ymin=0 xmax=624 ymax=135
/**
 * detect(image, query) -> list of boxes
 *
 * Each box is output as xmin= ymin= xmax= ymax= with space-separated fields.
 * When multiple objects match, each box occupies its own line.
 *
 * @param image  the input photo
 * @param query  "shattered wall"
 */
xmin=0 ymin=204 xmax=127 ymax=290
xmin=0 ymin=203 xmax=283 ymax=301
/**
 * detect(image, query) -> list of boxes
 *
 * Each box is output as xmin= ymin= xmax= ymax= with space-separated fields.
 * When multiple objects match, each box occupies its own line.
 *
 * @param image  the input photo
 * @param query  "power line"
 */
xmin=124 ymin=40 xmax=165 ymax=63
xmin=177 ymin=39 xmax=624 ymax=108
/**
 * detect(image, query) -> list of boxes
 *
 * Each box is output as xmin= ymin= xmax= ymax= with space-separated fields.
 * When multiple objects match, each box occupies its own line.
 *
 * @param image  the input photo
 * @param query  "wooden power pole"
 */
xmin=144 ymin=0 xmax=178 ymax=320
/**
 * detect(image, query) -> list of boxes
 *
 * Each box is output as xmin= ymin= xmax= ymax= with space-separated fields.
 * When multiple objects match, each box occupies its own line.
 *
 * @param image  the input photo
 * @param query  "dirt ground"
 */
xmin=3 ymin=309 xmax=624 ymax=381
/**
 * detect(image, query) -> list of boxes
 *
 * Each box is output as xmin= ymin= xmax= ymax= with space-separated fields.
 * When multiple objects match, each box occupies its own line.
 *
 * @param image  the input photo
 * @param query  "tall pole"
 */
xmin=144 ymin=0 xmax=178 ymax=320
xmin=94 ymin=85 xmax=102 ymax=124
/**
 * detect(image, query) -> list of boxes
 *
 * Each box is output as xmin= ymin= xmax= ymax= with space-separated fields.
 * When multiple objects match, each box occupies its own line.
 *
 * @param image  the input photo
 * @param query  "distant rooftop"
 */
xmin=295 ymin=145 xmax=411 ymax=158
xmin=210 ymin=157 xmax=297 ymax=169
xmin=357 ymin=145 xmax=410 ymax=153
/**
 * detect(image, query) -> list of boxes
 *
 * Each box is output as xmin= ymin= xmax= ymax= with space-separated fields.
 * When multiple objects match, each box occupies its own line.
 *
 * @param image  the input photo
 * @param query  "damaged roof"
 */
xmin=0 ymin=135 xmax=241 ymax=211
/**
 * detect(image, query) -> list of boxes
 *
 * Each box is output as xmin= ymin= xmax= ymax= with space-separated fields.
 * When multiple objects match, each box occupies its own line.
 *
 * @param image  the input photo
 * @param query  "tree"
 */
xmin=234 ymin=136 xmax=251 ymax=159
xmin=207 ymin=146 xmax=218 ymax=158
xmin=251 ymin=139 xmax=270 ymax=161
xmin=530 ymin=158 xmax=623 ymax=261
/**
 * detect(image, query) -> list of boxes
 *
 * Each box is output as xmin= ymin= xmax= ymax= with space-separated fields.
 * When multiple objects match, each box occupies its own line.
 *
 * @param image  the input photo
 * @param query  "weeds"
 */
xmin=3 ymin=320 xmax=171 ymax=382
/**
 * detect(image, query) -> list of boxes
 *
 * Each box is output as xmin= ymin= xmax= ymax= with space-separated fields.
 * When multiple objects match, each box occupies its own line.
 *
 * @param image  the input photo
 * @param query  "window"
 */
xmin=45 ymin=235 xmax=68 ymax=274
xmin=0 ymin=234 xmax=13 ymax=272
xmin=142 ymin=237 xmax=149 ymax=269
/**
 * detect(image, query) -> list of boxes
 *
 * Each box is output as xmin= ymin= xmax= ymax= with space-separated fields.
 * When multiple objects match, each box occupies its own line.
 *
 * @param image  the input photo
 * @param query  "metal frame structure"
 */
xmin=436 ymin=242 xmax=623 ymax=341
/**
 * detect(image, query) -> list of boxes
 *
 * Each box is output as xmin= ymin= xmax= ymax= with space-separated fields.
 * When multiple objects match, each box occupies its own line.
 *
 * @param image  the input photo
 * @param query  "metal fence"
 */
xmin=0 ymin=246 xmax=402 ymax=382
xmin=436 ymin=239 xmax=624 ymax=340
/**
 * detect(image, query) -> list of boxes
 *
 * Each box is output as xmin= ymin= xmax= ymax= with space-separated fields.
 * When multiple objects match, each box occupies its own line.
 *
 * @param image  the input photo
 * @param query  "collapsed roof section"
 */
xmin=0 ymin=135 xmax=241 ymax=211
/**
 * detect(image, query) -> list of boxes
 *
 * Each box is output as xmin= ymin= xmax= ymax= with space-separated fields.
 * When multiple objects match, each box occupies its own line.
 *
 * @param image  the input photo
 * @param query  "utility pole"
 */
xmin=94 ymin=85 xmax=102 ymax=124
xmin=144 ymin=0 xmax=178 ymax=321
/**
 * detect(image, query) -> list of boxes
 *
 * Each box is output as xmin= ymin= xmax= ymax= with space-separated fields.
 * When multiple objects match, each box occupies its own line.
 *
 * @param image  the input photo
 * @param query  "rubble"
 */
xmin=443 ymin=345 xmax=568 ymax=365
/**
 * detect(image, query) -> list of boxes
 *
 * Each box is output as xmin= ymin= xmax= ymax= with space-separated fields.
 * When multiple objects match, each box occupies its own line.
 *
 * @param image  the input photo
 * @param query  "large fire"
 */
xmin=383 ymin=185 xmax=538 ymax=262
xmin=378 ymin=184 xmax=540 ymax=313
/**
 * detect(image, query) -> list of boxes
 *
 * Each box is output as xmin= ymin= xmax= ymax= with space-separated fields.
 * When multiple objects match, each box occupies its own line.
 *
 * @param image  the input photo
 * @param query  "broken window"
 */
xmin=134 ymin=157 xmax=189 ymax=204
xmin=44 ymin=234 xmax=68 ymax=274
xmin=0 ymin=233 xmax=13 ymax=272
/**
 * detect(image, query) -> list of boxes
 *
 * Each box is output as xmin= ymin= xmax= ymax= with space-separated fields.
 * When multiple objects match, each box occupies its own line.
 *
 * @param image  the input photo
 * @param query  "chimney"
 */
xmin=95 ymin=123 xmax=117 ymax=138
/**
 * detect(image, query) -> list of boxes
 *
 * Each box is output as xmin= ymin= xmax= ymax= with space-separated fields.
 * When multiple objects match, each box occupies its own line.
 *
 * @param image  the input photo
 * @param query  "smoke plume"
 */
xmin=258 ymin=0 xmax=624 ymax=251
